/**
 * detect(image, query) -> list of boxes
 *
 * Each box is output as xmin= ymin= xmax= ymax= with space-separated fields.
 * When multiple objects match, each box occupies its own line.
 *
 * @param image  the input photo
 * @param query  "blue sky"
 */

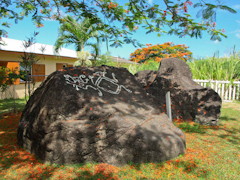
xmin=2 ymin=0 xmax=240 ymax=60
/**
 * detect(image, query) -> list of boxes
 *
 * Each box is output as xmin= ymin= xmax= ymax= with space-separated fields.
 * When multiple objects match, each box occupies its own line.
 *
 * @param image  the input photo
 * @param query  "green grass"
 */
xmin=0 ymin=99 xmax=239 ymax=179
xmin=0 ymin=97 xmax=27 ymax=116
xmin=174 ymin=121 xmax=205 ymax=134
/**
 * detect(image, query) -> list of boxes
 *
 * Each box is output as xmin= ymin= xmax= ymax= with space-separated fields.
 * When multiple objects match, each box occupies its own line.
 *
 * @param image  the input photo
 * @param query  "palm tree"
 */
xmin=54 ymin=15 xmax=106 ymax=66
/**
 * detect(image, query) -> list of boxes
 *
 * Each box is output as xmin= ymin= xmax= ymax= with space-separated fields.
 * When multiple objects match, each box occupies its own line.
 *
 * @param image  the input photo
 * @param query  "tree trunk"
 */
xmin=25 ymin=71 xmax=27 ymax=103
xmin=81 ymin=47 xmax=85 ymax=67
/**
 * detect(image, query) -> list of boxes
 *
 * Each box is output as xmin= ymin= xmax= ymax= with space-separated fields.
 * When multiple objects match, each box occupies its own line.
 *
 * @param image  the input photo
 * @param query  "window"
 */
xmin=32 ymin=64 xmax=45 ymax=82
xmin=20 ymin=63 xmax=45 ymax=82
xmin=19 ymin=62 xmax=31 ymax=83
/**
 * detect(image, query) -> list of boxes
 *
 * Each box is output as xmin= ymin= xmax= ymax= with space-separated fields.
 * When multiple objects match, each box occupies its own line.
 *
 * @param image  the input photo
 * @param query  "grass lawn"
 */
xmin=0 ymin=99 xmax=239 ymax=179
xmin=0 ymin=97 xmax=27 ymax=117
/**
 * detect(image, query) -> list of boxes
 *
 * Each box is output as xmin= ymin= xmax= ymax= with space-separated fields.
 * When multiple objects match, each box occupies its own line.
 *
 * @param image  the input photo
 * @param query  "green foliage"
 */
xmin=0 ymin=66 xmax=20 ymax=92
xmin=84 ymin=60 xmax=93 ymax=67
xmin=91 ymin=51 xmax=114 ymax=67
xmin=74 ymin=50 xmax=92 ymax=67
xmin=0 ymin=1 xmax=237 ymax=47
xmin=77 ymin=50 xmax=91 ymax=61
xmin=128 ymin=60 xmax=160 ymax=75
xmin=74 ymin=59 xmax=92 ymax=67
xmin=73 ymin=60 xmax=82 ymax=67
xmin=54 ymin=15 xmax=105 ymax=59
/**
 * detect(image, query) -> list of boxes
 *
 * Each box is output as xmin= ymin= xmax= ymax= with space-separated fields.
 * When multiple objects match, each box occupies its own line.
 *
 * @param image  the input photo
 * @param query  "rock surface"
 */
xmin=17 ymin=65 xmax=186 ymax=166
xmin=135 ymin=58 xmax=222 ymax=125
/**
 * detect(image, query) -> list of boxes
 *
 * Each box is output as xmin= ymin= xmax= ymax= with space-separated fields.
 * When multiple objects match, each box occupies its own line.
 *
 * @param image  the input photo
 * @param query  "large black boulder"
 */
xmin=135 ymin=58 xmax=222 ymax=125
xmin=17 ymin=65 xmax=186 ymax=166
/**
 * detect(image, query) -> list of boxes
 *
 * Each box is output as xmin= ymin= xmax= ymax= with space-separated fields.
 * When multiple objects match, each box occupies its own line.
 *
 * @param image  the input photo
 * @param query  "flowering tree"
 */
xmin=130 ymin=42 xmax=192 ymax=64
xmin=0 ymin=0 xmax=236 ymax=47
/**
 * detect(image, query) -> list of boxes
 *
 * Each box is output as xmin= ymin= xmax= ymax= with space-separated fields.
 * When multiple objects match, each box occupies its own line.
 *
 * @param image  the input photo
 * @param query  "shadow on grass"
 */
xmin=172 ymin=159 xmax=210 ymax=179
xmin=72 ymin=171 xmax=117 ymax=180
xmin=0 ymin=98 xmax=26 ymax=116
xmin=219 ymin=108 xmax=239 ymax=121
xmin=218 ymin=134 xmax=240 ymax=148
xmin=172 ymin=106 xmax=240 ymax=138
xmin=0 ymin=148 xmax=118 ymax=180
xmin=219 ymin=116 xmax=237 ymax=121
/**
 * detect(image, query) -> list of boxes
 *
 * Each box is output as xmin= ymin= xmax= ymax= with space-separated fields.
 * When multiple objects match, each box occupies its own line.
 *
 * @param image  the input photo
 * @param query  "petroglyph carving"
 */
xmin=64 ymin=71 xmax=132 ymax=96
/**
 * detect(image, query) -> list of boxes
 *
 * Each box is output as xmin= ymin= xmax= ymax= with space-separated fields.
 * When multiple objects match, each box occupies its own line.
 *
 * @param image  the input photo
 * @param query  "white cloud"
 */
xmin=236 ymin=34 xmax=240 ymax=38
xmin=230 ymin=29 xmax=240 ymax=34
xmin=205 ymin=40 xmax=220 ymax=45
xmin=229 ymin=29 xmax=240 ymax=38
xmin=232 ymin=4 xmax=240 ymax=10
xmin=148 ymin=0 xmax=153 ymax=5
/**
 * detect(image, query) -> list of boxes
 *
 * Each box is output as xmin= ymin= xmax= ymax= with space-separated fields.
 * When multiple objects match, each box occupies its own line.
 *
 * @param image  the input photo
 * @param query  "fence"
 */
xmin=193 ymin=79 xmax=240 ymax=102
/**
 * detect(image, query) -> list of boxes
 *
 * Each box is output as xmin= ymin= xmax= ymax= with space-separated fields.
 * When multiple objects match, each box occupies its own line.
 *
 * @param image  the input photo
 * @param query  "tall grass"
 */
xmin=187 ymin=52 xmax=240 ymax=81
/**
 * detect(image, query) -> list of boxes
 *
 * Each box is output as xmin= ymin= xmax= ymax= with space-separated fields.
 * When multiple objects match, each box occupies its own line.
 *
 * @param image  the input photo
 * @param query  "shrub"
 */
xmin=0 ymin=66 xmax=20 ymax=92
xmin=129 ymin=42 xmax=193 ymax=64
xmin=74 ymin=50 xmax=92 ymax=67
xmin=128 ymin=60 xmax=159 ymax=75
xmin=91 ymin=51 xmax=114 ymax=66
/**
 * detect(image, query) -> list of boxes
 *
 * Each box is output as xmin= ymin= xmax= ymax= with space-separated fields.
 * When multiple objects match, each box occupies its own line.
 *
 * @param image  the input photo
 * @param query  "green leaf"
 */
xmin=193 ymin=3 xmax=202 ymax=8
xmin=218 ymin=5 xmax=237 ymax=14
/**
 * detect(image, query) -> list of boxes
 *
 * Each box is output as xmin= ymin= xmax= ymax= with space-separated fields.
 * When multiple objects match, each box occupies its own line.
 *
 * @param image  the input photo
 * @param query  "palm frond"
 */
xmin=54 ymin=15 xmax=108 ymax=60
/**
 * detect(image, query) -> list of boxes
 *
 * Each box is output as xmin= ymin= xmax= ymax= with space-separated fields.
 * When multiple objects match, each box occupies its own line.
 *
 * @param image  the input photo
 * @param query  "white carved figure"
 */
xmin=64 ymin=71 xmax=132 ymax=96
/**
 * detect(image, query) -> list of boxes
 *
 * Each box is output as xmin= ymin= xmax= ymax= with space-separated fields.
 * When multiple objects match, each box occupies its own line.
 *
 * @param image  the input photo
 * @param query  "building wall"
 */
xmin=0 ymin=50 xmax=76 ymax=75
xmin=0 ymin=82 xmax=42 ymax=100
xmin=0 ymin=50 xmax=77 ymax=99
